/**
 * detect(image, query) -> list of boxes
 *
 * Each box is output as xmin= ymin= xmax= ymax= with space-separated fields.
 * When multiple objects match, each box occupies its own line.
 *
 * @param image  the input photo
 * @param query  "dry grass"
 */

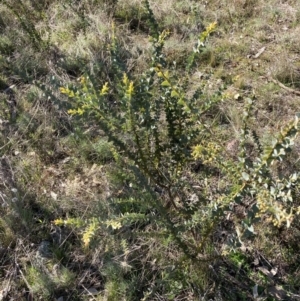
xmin=0 ymin=0 xmax=300 ymax=299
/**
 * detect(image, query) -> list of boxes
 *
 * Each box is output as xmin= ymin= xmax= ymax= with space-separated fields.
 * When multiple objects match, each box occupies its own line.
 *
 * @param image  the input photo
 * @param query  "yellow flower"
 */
xmin=53 ymin=218 xmax=64 ymax=226
xmin=206 ymin=21 xmax=217 ymax=33
xmin=80 ymin=76 xmax=86 ymax=85
xmin=123 ymin=73 xmax=129 ymax=85
xmin=59 ymin=87 xmax=68 ymax=94
xmin=68 ymin=108 xmax=85 ymax=115
xmin=100 ymin=82 xmax=109 ymax=95
xmin=127 ymin=81 xmax=134 ymax=95
xmin=67 ymin=109 xmax=77 ymax=115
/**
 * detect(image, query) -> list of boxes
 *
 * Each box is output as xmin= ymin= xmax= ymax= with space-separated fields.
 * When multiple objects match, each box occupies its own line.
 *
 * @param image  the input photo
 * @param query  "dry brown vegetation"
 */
xmin=1 ymin=0 xmax=300 ymax=300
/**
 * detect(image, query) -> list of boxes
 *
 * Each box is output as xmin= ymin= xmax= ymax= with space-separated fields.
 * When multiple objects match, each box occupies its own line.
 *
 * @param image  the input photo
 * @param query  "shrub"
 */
xmin=56 ymin=0 xmax=300 ymax=299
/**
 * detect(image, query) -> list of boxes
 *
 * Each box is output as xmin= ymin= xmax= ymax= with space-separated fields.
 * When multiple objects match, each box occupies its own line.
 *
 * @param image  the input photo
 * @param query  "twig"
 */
xmin=268 ymin=76 xmax=300 ymax=96
xmin=80 ymin=285 xmax=98 ymax=300
xmin=253 ymin=46 xmax=266 ymax=59
xmin=14 ymin=256 xmax=32 ymax=292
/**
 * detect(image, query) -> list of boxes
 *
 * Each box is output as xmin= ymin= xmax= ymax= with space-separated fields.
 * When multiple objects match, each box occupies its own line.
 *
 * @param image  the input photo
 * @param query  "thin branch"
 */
xmin=268 ymin=76 xmax=300 ymax=96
